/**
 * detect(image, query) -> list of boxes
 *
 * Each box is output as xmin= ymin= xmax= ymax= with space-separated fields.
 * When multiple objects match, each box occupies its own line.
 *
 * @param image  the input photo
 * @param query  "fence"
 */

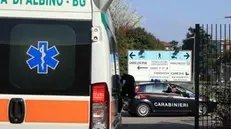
xmin=194 ymin=24 xmax=231 ymax=129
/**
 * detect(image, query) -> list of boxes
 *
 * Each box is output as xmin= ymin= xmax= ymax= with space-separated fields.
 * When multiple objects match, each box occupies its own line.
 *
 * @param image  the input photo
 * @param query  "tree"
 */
xmin=109 ymin=0 xmax=143 ymax=29
xmin=169 ymin=40 xmax=178 ymax=50
xmin=182 ymin=27 xmax=217 ymax=81
xmin=116 ymin=27 xmax=164 ymax=74
xmin=169 ymin=40 xmax=178 ymax=47
xmin=126 ymin=28 xmax=164 ymax=50
xmin=182 ymin=27 xmax=195 ymax=51
xmin=116 ymin=32 xmax=134 ymax=74
xmin=219 ymin=51 xmax=231 ymax=63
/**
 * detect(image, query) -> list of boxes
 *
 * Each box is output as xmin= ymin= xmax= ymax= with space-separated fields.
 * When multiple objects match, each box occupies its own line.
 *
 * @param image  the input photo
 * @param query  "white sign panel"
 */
xmin=128 ymin=50 xmax=192 ymax=82
xmin=0 ymin=0 xmax=91 ymax=19
xmin=0 ymin=0 xmax=89 ymax=11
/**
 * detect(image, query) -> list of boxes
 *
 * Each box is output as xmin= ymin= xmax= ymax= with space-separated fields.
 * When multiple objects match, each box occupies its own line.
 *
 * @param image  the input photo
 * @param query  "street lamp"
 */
xmin=224 ymin=16 xmax=231 ymax=18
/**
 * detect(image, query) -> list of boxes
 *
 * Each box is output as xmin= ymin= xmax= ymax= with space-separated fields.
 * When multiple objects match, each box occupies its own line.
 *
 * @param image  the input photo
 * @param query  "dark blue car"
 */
xmin=126 ymin=82 xmax=217 ymax=117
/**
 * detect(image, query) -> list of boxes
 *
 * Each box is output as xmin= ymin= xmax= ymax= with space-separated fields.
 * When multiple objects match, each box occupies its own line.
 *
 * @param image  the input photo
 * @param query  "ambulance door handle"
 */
xmin=8 ymin=98 xmax=25 ymax=124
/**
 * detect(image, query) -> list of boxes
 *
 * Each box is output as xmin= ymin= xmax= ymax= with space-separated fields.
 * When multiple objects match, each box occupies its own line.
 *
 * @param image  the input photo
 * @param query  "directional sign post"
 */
xmin=128 ymin=50 xmax=192 ymax=82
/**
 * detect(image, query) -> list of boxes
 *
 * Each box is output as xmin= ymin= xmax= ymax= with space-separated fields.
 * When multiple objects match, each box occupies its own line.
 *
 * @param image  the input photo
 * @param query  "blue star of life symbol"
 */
xmin=26 ymin=41 xmax=59 ymax=74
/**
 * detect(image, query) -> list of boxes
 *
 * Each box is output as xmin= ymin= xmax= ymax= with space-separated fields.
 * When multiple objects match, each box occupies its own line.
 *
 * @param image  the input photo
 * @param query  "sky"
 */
xmin=126 ymin=0 xmax=231 ymax=45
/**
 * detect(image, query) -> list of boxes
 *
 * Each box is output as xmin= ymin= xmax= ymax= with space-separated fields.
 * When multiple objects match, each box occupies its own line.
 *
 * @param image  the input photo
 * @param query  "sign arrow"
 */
xmin=184 ymin=53 xmax=190 ymax=59
xmin=137 ymin=66 xmax=148 ymax=70
xmin=129 ymin=52 xmax=135 ymax=59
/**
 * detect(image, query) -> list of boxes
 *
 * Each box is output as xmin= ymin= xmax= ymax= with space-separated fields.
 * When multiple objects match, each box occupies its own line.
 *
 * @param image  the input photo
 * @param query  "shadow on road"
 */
xmin=121 ymin=123 xmax=194 ymax=129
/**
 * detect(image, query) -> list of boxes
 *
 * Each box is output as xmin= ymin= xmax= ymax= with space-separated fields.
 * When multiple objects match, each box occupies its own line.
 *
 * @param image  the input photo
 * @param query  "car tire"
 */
xmin=199 ymin=103 xmax=208 ymax=116
xmin=136 ymin=103 xmax=150 ymax=117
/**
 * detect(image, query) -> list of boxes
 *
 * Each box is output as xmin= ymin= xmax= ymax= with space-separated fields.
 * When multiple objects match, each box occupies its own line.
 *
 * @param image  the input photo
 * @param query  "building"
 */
xmin=119 ymin=26 xmax=131 ymax=34
xmin=161 ymin=41 xmax=174 ymax=50
xmin=213 ymin=39 xmax=231 ymax=82
xmin=215 ymin=40 xmax=231 ymax=52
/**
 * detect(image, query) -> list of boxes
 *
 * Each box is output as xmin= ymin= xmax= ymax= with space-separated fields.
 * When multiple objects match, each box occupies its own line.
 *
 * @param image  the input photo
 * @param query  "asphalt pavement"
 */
xmin=121 ymin=111 xmax=195 ymax=129
xmin=120 ymin=111 xmax=215 ymax=129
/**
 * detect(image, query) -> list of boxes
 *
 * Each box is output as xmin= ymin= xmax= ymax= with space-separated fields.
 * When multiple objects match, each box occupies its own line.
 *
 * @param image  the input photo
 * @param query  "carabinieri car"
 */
xmin=126 ymin=81 xmax=217 ymax=117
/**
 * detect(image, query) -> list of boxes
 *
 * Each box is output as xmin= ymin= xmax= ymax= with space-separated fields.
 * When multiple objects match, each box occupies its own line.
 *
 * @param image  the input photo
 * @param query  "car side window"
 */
xmin=167 ymin=85 xmax=184 ymax=95
xmin=144 ymin=85 xmax=153 ymax=92
xmin=144 ymin=83 xmax=166 ymax=93
xmin=175 ymin=85 xmax=185 ymax=93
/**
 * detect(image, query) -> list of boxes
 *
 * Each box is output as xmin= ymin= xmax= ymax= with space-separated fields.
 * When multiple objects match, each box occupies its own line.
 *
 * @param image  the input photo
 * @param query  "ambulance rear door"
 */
xmin=0 ymin=0 xmax=93 ymax=128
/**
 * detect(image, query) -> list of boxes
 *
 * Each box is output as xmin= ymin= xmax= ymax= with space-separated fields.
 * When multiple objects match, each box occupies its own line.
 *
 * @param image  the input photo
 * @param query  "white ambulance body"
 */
xmin=0 ymin=0 xmax=121 ymax=129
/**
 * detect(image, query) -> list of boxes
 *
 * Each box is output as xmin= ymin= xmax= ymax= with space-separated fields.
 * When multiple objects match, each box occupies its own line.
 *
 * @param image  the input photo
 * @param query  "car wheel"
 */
xmin=136 ymin=103 xmax=150 ymax=117
xmin=199 ymin=103 xmax=208 ymax=116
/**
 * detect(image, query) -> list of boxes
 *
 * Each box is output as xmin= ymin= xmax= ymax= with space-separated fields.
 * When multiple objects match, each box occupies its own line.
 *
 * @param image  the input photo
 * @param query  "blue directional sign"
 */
xmin=26 ymin=41 xmax=59 ymax=74
xmin=128 ymin=50 xmax=191 ymax=61
xmin=128 ymin=50 xmax=192 ymax=82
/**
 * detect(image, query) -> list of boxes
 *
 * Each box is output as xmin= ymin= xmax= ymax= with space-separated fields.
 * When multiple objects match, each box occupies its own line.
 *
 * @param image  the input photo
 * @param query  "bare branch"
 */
xmin=109 ymin=0 xmax=143 ymax=29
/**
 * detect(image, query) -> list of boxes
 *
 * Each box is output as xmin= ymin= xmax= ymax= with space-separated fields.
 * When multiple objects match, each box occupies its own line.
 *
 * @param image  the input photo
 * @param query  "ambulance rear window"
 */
xmin=0 ymin=18 xmax=92 ymax=96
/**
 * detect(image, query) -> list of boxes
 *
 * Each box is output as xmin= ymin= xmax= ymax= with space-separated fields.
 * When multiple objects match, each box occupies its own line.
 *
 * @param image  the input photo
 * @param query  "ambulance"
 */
xmin=0 ymin=0 xmax=122 ymax=129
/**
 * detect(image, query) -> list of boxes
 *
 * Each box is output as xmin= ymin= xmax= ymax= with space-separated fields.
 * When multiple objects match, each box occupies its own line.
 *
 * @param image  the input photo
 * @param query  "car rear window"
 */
xmin=0 ymin=18 xmax=92 ymax=96
xmin=138 ymin=83 xmax=168 ymax=93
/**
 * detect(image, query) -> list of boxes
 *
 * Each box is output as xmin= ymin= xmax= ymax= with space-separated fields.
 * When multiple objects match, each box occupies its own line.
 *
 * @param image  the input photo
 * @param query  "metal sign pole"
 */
xmin=194 ymin=24 xmax=201 ymax=129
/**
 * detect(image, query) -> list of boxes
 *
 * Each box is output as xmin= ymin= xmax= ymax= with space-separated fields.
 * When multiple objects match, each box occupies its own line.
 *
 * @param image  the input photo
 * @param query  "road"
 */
xmin=121 ymin=112 xmax=195 ymax=129
xmin=120 ymin=112 xmax=215 ymax=129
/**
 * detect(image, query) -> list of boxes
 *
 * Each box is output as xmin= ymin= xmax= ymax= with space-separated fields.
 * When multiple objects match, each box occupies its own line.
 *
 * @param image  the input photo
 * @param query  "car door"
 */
xmin=185 ymin=89 xmax=197 ymax=113
xmin=142 ymin=83 xmax=170 ymax=113
xmin=167 ymin=85 xmax=194 ymax=113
